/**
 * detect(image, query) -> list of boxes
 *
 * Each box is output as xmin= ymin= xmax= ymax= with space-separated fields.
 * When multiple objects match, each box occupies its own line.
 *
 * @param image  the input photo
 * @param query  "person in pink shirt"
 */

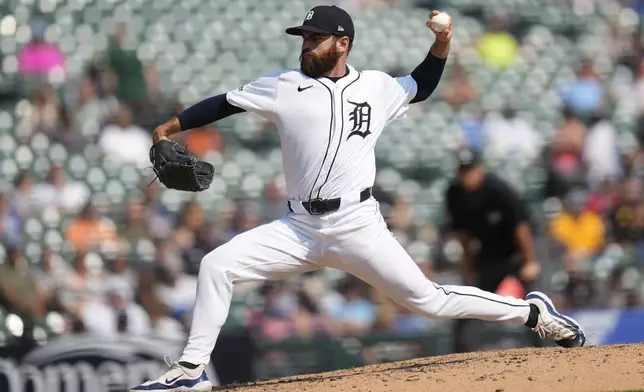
xmin=18 ymin=18 xmax=65 ymax=77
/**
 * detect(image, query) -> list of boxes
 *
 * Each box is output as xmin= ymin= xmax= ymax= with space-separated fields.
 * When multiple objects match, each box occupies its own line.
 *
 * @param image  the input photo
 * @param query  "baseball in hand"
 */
xmin=429 ymin=12 xmax=451 ymax=32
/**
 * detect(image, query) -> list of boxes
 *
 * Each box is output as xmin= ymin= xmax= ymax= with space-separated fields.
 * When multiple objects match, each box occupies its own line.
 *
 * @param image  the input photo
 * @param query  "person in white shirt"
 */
xmin=130 ymin=6 xmax=585 ymax=392
xmin=485 ymin=107 xmax=541 ymax=160
xmin=582 ymin=113 xmax=623 ymax=189
xmin=29 ymin=164 xmax=90 ymax=214
xmin=98 ymin=104 xmax=152 ymax=169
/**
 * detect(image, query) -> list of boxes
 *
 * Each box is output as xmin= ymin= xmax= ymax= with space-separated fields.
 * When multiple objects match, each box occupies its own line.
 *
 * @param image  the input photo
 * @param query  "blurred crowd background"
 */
xmin=0 ymin=0 xmax=644 ymax=355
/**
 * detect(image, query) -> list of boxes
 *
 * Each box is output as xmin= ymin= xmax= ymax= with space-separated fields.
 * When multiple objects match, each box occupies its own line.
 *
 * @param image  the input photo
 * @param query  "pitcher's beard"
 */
xmin=300 ymin=47 xmax=342 ymax=78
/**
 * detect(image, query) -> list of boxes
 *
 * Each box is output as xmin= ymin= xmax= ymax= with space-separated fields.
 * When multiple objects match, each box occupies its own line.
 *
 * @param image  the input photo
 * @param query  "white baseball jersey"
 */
xmin=225 ymin=65 xmax=418 ymax=201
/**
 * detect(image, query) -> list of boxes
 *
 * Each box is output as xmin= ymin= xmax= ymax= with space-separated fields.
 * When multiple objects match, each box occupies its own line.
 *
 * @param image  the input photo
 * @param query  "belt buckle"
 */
xmin=307 ymin=198 xmax=326 ymax=215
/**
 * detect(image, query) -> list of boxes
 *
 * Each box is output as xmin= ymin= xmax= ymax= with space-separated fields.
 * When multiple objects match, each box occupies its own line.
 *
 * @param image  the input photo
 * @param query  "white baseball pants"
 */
xmin=180 ymin=195 xmax=531 ymax=365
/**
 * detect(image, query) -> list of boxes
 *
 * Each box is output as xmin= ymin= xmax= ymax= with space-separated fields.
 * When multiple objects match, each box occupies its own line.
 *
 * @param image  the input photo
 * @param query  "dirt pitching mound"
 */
xmin=216 ymin=343 xmax=644 ymax=392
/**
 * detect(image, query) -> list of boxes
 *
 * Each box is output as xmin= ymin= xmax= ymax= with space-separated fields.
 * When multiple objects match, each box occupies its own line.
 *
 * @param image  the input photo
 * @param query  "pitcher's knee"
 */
xmin=198 ymin=243 xmax=239 ymax=284
xmin=401 ymin=282 xmax=450 ymax=317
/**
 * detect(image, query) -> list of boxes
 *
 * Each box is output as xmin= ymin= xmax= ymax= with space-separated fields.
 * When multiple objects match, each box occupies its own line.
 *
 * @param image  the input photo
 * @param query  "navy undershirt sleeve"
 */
xmin=410 ymin=52 xmax=447 ymax=104
xmin=176 ymin=94 xmax=246 ymax=131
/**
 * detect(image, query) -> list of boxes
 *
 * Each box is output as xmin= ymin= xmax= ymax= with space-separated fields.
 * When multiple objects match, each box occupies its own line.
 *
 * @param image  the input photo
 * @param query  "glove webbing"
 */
xmin=146 ymin=143 xmax=190 ymax=188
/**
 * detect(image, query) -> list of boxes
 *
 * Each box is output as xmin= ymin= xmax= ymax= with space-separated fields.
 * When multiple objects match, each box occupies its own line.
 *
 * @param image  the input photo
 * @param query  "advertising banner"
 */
xmin=569 ymin=307 xmax=644 ymax=346
xmin=0 ymin=335 xmax=219 ymax=392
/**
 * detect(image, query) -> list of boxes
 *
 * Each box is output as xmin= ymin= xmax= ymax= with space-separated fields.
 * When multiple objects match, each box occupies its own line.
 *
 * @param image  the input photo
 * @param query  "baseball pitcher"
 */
xmin=131 ymin=5 xmax=585 ymax=392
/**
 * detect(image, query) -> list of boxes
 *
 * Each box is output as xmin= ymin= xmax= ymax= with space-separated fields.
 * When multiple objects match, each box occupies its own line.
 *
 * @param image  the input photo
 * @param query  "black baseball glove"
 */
xmin=149 ymin=139 xmax=214 ymax=192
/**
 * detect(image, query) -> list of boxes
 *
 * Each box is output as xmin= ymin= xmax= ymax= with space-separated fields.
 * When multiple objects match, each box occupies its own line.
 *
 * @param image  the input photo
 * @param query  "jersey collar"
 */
xmin=324 ymin=65 xmax=350 ymax=83
xmin=312 ymin=64 xmax=359 ymax=90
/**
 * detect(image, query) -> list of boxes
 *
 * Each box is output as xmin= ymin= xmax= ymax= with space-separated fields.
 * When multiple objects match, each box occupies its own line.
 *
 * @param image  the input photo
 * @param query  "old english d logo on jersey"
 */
xmin=346 ymin=100 xmax=372 ymax=140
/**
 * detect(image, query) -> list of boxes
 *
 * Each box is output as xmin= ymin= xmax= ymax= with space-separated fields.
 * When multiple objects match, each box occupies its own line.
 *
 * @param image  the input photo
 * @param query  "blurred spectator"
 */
xmin=631 ymin=59 xmax=644 ymax=114
xmin=179 ymin=126 xmax=225 ymax=158
xmin=105 ymin=23 xmax=147 ymax=114
xmin=64 ymin=201 xmax=118 ymax=250
xmin=81 ymin=283 xmax=151 ymax=337
xmin=476 ymin=13 xmax=518 ymax=69
xmin=30 ymin=165 xmax=90 ymax=214
xmin=121 ymin=197 xmax=152 ymax=246
xmin=58 ymin=251 xmax=106 ymax=329
xmin=457 ymin=109 xmax=486 ymax=152
xmin=604 ymin=264 xmax=641 ymax=308
xmin=229 ymin=201 xmax=263 ymax=238
xmin=147 ymin=301 xmax=186 ymax=340
xmin=392 ymin=306 xmax=434 ymax=336
xmin=247 ymin=282 xmax=295 ymax=342
xmin=370 ymin=289 xmax=397 ymax=332
xmin=551 ymin=107 xmax=587 ymax=162
xmin=152 ymin=239 xmax=184 ymax=279
xmin=89 ymin=63 xmax=121 ymax=114
xmin=626 ymin=116 xmax=644 ymax=179
xmin=104 ymin=251 xmax=137 ymax=303
xmin=441 ymin=62 xmax=478 ymax=108
xmin=18 ymin=83 xmax=61 ymax=140
xmin=388 ymin=196 xmax=415 ymax=244
xmin=561 ymin=265 xmax=596 ymax=310
xmin=33 ymin=249 xmax=69 ymax=313
xmin=247 ymin=282 xmax=298 ymax=379
xmin=608 ymin=177 xmax=644 ymax=245
xmin=96 ymin=253 xmax=150 ymax=337
xmin=210 ymin=201 xmax=238 ymax=246
xmin=558 ymin=61 xmax=605 ymax=118
xmin=582 ymin=112 xmax=623 ymax=189
xmin=291 ymin=291 xmax=334 ymax=340
xmin=17 ymin=18 xmax=65 ymax=79
xmin=183 ymin=225 xmax=217 ymax=276
xmin=134 ymin=253 xmax=164 ymax=320
xmin=98 ymin=104 xmax=152 ymax=168
xmin=74 ymin=79 xmax=117 ymax=139
xmin=140 ymin=182 xmax=174 ymax=239
xmin=549 ymin=190 xmax=606 ymax=270
xmin=602 ymin=16 xmax=640 ymax=69
xmin=331 ymin=277 xmax=376 ymax=336
xmin=543 ymin=107 xmax=588 ymax=198
xmin=51 ymin=104 xmax=87 ymax=151
xmin=406 ymin=240 xmax=434 ymax=280
xmin=103 ymin=284 xmax=151 ymax=336
xmin=263 ymin=175 xmax=289 ymax=222
xmin=173 ymin=201 xmax=206 ymax=253
xmin=585 ymin=180 xmax=621 ymax=217
xmin=139 ymin=64 xmax=183 ymax=129
xmin=485 ymin=108 xmax=541 ymax=159
xmin=302 ymin=274 xmax=345 ymax=318
xmin=0 ymin=246 xmax=47 ymax=324
xmin=0 ymin=194 xmax=22 ymax=247
xmin=416 ymin=223 xmax=439 ymax=251
xmin=154 ymin=248 xmax=198 ymax=324
xmin=11 ymin=171 xmax=38 ymax=218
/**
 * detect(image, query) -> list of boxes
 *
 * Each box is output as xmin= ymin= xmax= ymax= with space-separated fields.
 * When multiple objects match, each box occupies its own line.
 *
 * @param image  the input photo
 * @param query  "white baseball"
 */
xmin=430 ymin=12 xmax=451 ymax=33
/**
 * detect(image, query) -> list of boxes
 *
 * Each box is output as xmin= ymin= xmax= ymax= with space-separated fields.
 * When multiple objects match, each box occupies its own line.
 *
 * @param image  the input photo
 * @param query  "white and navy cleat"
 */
xmin=526 ymin=291 xmax=586 ymax=348
xmin=129 ymin=357 xmax=212 ymax=392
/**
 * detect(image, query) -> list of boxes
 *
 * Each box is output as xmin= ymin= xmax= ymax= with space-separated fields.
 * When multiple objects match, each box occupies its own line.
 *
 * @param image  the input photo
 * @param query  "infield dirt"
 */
xmin=216 ymin=343 xmax=644 ymax=392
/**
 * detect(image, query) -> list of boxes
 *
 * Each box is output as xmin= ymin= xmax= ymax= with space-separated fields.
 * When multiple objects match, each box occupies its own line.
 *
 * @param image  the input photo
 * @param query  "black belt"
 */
xmin=288 ymin=188 xmax=372 ymax=215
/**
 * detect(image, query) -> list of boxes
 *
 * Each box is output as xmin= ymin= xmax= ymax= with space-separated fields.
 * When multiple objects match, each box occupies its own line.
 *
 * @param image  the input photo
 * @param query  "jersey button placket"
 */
xmin=316 ymin=85 xmax=338 ymax=199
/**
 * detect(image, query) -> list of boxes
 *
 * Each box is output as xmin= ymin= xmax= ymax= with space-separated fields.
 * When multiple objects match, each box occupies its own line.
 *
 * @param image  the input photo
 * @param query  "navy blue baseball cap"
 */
xmin=286 ymin=5 xmax=355 ymax=42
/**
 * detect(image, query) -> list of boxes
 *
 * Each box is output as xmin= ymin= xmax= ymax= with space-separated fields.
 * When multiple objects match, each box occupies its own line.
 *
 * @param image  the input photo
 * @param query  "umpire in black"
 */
xmin=444 ymin=148 xmax=541 ymax=353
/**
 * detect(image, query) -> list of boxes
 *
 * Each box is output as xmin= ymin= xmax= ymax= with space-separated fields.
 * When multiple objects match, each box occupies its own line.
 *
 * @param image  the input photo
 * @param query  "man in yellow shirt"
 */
xmin=550 ymin=190 xmax=605 ymax=256
xmin=476 ymin=15 xmax=518 ymax=69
